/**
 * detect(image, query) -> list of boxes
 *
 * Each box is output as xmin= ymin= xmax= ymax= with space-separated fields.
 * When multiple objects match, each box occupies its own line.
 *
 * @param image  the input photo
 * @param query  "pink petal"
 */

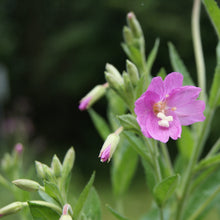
xmin=146 ymin=111 xmax=182 ymax=143
xmin=135 ymin=91 xmax=160 ymax=138
xmin=174 ymin=100 xmax=205 ymax=125
xmin=167 ymin=86 xmax=202 ymax=107
xmin=147 ymin=76 xmax=165 ymax=99
xmin=164 ymin=72 xmax=183 ymax=95
xmin=100 ymin=145 xmax=111 ymax=162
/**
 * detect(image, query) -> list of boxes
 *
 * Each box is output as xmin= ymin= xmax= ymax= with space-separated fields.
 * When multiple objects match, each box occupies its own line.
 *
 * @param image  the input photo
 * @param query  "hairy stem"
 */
xmin=192 ymin=0 xmax=206 ymax=101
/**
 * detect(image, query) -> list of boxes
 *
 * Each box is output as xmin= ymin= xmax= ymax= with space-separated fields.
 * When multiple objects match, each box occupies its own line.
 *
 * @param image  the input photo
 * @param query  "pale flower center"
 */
xmin=153 ymin=98 xmax=176 ymax=128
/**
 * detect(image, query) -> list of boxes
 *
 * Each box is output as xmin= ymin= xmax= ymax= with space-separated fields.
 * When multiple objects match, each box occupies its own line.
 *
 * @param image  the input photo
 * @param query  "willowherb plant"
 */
xmin=0 ymin=0 xmax=220 ymax=220
xmin=79 ymin=1 xmax=220 ymax=220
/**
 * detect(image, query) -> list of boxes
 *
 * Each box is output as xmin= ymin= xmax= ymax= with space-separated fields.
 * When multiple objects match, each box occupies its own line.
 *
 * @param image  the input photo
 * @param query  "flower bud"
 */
xmin=79 ymin=83 xmax=107 ymax=111
xmin=12 ymin=179 xmax=41 ymax=192
xmin=51 ymin=155 xmax=62 ymax=177
xmin=99 ymin=127 xmax=123 ymax=162
xmin=0 ymin=202 xmax=27 ymax=217
xmin=127 ymin=12 xmax=143 ymax=38
xmin=105 ymin=63 xmax=124 ymax=85
xmin=62 ymin=147 xmax=75 ymax=179
xmin=43 ymin=164 xmax=55 ymax=181
xmin=126 ymin=60 xmax=139 ymax=86
xmin=59 ymin=204 xmax=73 ymax=220
xmin=123 ymin=26 xmax=133 ymax=45
xmin=59 ymin=215 xmax=72 ymax=220
xmin=14 ymin=143 xmax=23 ymax=155
xmin=35 ymin=161 xmax=46 ymax=179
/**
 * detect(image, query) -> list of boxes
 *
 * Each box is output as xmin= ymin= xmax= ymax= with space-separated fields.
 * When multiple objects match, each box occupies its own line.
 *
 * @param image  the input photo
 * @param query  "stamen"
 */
xmin=171 ymin=107 xmax=177 ymax=111
xmin=157 ymin=112 xmax=173 ymax=128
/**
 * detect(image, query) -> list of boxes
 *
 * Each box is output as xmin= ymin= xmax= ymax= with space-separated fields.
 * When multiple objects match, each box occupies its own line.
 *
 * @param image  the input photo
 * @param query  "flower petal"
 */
xmin=135 ymin=91 xmax=160 ymax=138
xmin=174 ymin=100 xmax=205 ymax=125
xmin=167 ymin=86 xmax=202 ymax=107
xmin=147 ymin=76 xmax=165 ymax=99
xmin=146 ymin=111 xmax=181 ymax=143
xmin=164 ymin=72 xmax=183 ymax=95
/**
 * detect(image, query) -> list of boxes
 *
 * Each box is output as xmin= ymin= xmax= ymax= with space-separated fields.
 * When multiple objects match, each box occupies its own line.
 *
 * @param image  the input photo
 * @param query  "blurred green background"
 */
xmin=0 ymin=0 xmax=219 ymax=219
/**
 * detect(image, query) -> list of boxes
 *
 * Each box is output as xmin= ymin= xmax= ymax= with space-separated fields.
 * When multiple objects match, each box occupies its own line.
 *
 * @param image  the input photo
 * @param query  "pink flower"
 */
xmin=134 ymin=72 xmax=205 ymax=143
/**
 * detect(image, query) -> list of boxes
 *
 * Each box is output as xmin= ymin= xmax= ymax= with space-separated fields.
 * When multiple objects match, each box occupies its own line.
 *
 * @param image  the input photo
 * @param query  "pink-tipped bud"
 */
xmin=59 ymin=204 xmax=73 ymax=220
xmin=14 ymin=143 xmax=23 ymax=154
xmin=127 ymin=12 xmax=134 ymax=19
xmin=99 ymin=145 xmax=111 ymax=162
xmin=78 ymin=96 xmax=92 ymax=111
xmin=79 ymin=84 xmax=108 ymax=111
xmin=99 ymin=127 xmax=123 ymax=163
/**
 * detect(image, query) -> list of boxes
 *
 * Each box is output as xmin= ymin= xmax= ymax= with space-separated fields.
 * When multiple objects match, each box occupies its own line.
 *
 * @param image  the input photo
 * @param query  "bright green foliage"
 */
xmin=177 ymin=126 xmax=195 ymax=159
xmin=106 ymin=204 xmax=130 ymax=220
xmin=182 ymin=169 xmax=220 ymax=220
xmin=73 ymin=172 xmax=95 ymax=220
xmin=117 ymin=114 xmax=140 ymax=134
xmin=88 ymin=109 xmax=111 ymax=140
xmin=111 ymin=140 xmax=138 ymax=197
xmin=81 ymin=187 xmax=101 ymax=220
xmin=153 ymin=174 xmax=180 ymax=207
xmin=28 ymin=201 xmax=61 ymax=220
xmin=168 ymin=42 xmax=194 ymax=86
xmin=146 ymin=38 xmax=160 ymax=75
xmin=203 ymin=0 xmax=220 ymax=39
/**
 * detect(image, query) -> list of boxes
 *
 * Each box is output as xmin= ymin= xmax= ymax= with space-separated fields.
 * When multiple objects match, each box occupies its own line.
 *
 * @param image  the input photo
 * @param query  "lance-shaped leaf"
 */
xmin=88 ymin=109 xmax=111 ymax=140
xmin=73 ymin=172 xmax=95 ymax=219
xmin=208 ymin=42 xmax=220 ymax=108
xmin=80 ymin=187 xmax=101 ymax=220
xmin=168 ymin=42 xmax=194 ymax=86
xmin=194 ymin=153 xmax=220 ymax=172
xmin=117 ymin=114 xmax=140 ymax=134
xmin=28 ymin=200 xmax=62 ymax=220
xmin=203 ymin=0 xmax=220 ymax=39
xmin=44 ymin=181 xmax=64 ymax=206
xmin=153 ymin=174 xmax=180 ymax=207
xmin=146 ymin=38 xmax=160 ymax=75
xmin=106 ymin=204 xmax=130 ymax=220
xmin=111 ymin=140 xmax=138 ymax=197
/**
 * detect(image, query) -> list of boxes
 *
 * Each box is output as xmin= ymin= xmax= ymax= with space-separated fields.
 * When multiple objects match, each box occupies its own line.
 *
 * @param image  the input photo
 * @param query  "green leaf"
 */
xmin=44 ymin=181 xmax=64 ymax=206
xmin=146 ymin=38 xmax=160 ymax=75
xmin=106 ymin=204 xmax=130 ymax=220
xmin=168 ymin=42 xmax=194 ymax=86
xmin=153 ymin=174 xmax=180 ymax=207
xmin=194 ymin=154 xmax=220 ymax=172
xmin=203 ymin=0 xmax=220 ymax=39
xmin=208 ymin=42 xmax=220 ymax=108
xmin=28 ymin=201 xmax=61 ymax=220
xmin=73 ymin=172 xmax=95 ymax=219
xmin=123 ymin=131 xmax=152 ymax=164
xmin=80 ymin=187 xmax=101 ymax=220
xmin=88 ymin=108 xmax=111 ymax=140
xmin=111 ymin=139 xmax=138 ymax=197
xmin=182 ymin=168 xmax=220 ymax=220
xmin=141 ymin=158 xmax=156 ymax=193
xmin=135 ymin=74 xmax=148 ymax=99
xmin=117 ymin=114 xmax=140 ymax=134
xmin=177 ymin=126 xmax=195 ymax=159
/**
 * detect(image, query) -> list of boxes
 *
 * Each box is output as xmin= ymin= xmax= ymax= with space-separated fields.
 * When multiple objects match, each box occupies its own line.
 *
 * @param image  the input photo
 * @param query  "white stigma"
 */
xmin=157 ymin=112 xmax=173 ymax=128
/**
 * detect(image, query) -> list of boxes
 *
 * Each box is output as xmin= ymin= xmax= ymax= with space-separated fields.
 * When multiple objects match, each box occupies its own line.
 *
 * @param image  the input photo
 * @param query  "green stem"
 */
xmin=160 ymin=142 xmax=174 ymax=175
xmin=192 ymin=0 xmax=206 ymax=101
